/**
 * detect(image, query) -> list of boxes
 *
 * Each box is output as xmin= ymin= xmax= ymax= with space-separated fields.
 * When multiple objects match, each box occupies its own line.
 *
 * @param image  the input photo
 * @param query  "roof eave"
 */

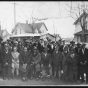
xmin=43 ymin=22 xmax=48 ymax=31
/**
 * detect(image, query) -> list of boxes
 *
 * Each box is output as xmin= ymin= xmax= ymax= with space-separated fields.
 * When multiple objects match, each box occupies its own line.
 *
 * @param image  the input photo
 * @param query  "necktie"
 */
xmin=82 ymin=48 xmax=85 ymax=54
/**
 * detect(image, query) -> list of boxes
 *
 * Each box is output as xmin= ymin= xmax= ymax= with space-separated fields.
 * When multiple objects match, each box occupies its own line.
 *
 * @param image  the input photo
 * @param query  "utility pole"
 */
xmin=81 ymin=3 xmax=87 ymax=42
xmin=53 ymin=19 xmax=56 ymax=41
xmin=0 ymin=21 xmax=1 ymax=37
xmin=14 ymin=2 xmax=16 ymax=27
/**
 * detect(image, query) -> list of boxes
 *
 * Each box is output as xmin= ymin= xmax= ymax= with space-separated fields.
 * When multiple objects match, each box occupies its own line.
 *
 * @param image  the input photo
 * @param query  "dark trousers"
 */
xmin=28 ymin=64 xmax=35 ymax=78
xmin=80 ymin=72 xmax=85 ymax=82
xmin=2 ymin=65 xmax=11 ymax=79
xmin=77 ymin=64 xmax=80 ymax=80
xmin=52 ymin=65 xmax=59 ymax=77
xmin=79 ymin=65 xmax=86 ymax=82
xmin=51 ymin=62 xmax=54 ymax=76
xmin=21 ymin=70 xmax=29 ymax=78
xmin=86 ymin=73 xmax=88 ymax=83
xmin=44 ymin=64 xmax=50 ymax=75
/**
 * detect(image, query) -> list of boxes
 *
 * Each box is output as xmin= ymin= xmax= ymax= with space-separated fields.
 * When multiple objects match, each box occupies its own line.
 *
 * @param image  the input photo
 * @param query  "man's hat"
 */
xmin=70 ymin=41 xmax=75 ymax=44
xmin=81 ymin=43 xmax=86 ymax=47
xmin=14 ymin=41 xmax=18 ymax=44
xmin=63 ymin=46 xmax=68 ymax=50
xmin=25 ymin=40 xmax=30 ymax=43
xmin=33 ymin=46 xmax=38 ymax=50
xmin=77 ymin=43 xmax=81 ymax=46
xmin=44 ymin=47 xmax=48 ymax=50
xmin=4 ymin=43 xmax=9 ymax=47
xmin=70 ymin=47 xmax=75 ymax=52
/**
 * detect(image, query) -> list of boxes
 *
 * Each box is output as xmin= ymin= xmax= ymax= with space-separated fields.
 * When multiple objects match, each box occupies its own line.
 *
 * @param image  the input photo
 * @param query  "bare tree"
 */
xmin=65 ymin=1 xmax=88 ymax=42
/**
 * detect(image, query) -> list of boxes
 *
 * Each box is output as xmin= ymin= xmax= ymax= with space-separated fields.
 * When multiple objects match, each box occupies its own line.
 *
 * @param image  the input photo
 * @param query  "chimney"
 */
xmin=26 ymin=20 xmax=28 ymax=24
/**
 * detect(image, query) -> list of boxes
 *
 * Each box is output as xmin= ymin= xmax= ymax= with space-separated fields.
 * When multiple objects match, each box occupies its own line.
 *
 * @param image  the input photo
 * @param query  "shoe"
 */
xmin=81 ymin=80 xmax=85 ymax=83
xmin=3 ymin=77 xmax=6 ymax=80
xmin=26 ymin=78 xmax=28 ymax=81
xmin=22 ymin=77 xmax=26 ymax=82
xmin=36 ymin=77 xmax=39 ymax=81
xmin=12 ymin=75 xmax=14 ymax=79
xmin=42 ymin=77 xmax=45 ymax=81
xmin=8 ymin=77 xmax=10 ymax=80
xmin=30 ymin=77 xmax=33 ymax=80
xmin=16 ymin=76 xmax=19 ymax=80
xmin=47 ymin=75 xmax=50 ymax=78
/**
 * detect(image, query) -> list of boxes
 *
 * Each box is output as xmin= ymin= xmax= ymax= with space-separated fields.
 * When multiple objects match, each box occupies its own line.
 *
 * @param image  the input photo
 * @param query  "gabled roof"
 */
xmin=1 ymin=29 xmax=11 ymax=38
xmin=74 ymin=11 xmax=88 ymax=25
xmin=47 ymin=33 xmax=55 ymax=37
xmin=12 ymin=22 xmax=48 ymax=34
xmin=29 ymin=22 xmax=48 ymax=33
xmin=12 ymin=22 xmax=32 ymax=33
xmin=1 ymin=30 xmax=10 ymax=35
xmin=74 ymin=30 xmax=88 ymax=35
xmin=52 ymin=34 xmax=61 ymax=39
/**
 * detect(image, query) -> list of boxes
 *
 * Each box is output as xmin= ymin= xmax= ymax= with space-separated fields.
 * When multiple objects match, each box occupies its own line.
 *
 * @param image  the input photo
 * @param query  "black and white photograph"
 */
xmin=0 ymin=1 xmax=87 ymax=86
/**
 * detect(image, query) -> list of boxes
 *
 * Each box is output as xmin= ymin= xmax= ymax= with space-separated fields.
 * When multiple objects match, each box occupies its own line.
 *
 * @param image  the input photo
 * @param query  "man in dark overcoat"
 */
xmin=75 ymin=43 xmax=81 ymax=81
xmin=52 ymin=45 xmax=63 ymax=78
xmin=41 ymin=47 xmax=51 ymax=76
xmin=65 ymin=48 xmax=78 ymax=83
xmin=19 ymin=47 xmax=32 ymax=81
xmin=1 ymin=43 xmax=12 ymax=80
xmin=78 ymin=43 xmax=88 ymax=83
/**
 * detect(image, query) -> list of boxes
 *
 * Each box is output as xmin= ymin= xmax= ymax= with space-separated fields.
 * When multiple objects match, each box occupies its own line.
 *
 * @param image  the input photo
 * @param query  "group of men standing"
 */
xmin=0 ymin=38 xmax=88 ymax=84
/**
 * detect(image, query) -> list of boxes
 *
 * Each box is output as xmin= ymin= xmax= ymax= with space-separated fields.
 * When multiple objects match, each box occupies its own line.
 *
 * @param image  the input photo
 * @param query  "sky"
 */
xmin=0 ymin=1 xmax=85 ymax=38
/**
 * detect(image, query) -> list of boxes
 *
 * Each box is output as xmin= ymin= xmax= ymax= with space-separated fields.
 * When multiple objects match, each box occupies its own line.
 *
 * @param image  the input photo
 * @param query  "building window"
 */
xmin=20 ymin=28 xmax=21 ymax=34
xmin=35 ymin=29 xmax=38 ymax=34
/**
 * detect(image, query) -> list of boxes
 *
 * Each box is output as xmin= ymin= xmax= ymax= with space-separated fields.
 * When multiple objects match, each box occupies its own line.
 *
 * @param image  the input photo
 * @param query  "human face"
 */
xmin=82 ymin=45 xmax=85 ymax=49
xmin=64 ymin=49 xmax=68 ymax=53
xmin=13 ymin=47 xmax=17 ymax=52
xmin=70 ymin=50 xmax=74 ymax=54
xmin=55 ymin=47 xmax=59 ymax=51
xmin=5 ymin=46 xmax=9 ymax=51
xmin=34 ymin=49 xmax=37 ymax=53
xmin=24 ymin=47 xmax=27 ymax=52
xmin=15 ymin=43 xmax=18 ymax=46
xmin=44 ymin=49 xmax=47 ymax=53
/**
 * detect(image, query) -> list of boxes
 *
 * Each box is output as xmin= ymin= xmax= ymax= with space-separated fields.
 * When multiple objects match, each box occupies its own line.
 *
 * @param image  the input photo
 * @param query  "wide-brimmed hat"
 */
xmin=4 ymin=43 xmax=9 ymax=47
xmin=14 ymin=41 xmax=18 ymax=44
xmin=44 ymin=47 xmax=48 ymax=50
xmin=77 ymin=43 xmax=81 ymax=46
xmin=81 ymin=43 xmax=86 ymax=47
xmin=33 ymin=46 xmax=38 ymax=50
xmin=63 ymin=46 xmax=68 ymax=50
xmin=70 ymin=41 xmax=75 ymax=44
xmin=25 ymin=40 xmax=31 ymax=43
xmin=70 ymin=48 xmax=75 ymax=52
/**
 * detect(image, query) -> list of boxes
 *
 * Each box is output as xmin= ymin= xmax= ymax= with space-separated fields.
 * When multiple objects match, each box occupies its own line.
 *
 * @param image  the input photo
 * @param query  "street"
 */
xmin=0 ymin=78 xmax=74 ymax=86
xmin=0 ymin=68 xmax=86 ymax=86
xmin=0 ymin=78 xmax=86 ymax=86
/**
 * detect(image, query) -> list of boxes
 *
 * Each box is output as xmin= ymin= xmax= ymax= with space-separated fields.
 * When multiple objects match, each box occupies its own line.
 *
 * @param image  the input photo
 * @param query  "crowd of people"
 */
xmin=0 ymin=37 xmax=88 ymax=84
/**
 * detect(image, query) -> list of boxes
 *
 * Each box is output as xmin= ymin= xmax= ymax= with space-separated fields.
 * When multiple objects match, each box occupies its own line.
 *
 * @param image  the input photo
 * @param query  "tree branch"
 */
xmin=64 ymin=7 xmax=79 ymax=19
xmin=70 ymin=15 xmax=77 ymax=20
